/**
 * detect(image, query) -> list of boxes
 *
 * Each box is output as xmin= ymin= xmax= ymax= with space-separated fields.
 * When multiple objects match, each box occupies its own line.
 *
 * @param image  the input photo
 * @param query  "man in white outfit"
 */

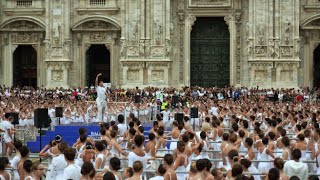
xmin=95 ymin=73 xmax=107 ymax=122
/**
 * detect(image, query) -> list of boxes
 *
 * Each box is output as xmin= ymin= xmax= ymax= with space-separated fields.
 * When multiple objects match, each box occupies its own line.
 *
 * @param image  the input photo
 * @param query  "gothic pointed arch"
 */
xmin=0 ymin=16 xmax=45 ymax=32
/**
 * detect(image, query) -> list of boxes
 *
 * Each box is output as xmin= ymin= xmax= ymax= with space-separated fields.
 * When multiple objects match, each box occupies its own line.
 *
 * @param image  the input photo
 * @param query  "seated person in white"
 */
xmin=284 ymin=148 xmax=308 ymax=180
xmin=63 ymin=147 xmax=81 ymax=180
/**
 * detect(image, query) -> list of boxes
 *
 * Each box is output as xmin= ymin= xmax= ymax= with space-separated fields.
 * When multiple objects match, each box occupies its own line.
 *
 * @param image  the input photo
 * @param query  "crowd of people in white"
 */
xmin=0 ymin=85 xmax=320 ymax=179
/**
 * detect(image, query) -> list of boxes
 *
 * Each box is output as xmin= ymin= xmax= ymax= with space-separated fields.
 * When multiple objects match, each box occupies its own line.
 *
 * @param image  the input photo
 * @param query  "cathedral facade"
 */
xmin=0 ymin=0 xmax=319 ymax=89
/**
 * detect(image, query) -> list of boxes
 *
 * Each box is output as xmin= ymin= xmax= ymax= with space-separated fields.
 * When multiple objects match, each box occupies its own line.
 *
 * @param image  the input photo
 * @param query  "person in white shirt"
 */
xmin=95 ymin=73 xmax=107 ymax=122
xmin=63 ymin=147 xmax=81 ymax=180
xmin=284 ymin=148 xmax=308 ymax=180
xmin=117 ymin=114 xmax=127 ymax=137
xmin=2 ymin=114 xmax=15 ymax=157
xmin=149 ymin=164 xmax=166 ymax=180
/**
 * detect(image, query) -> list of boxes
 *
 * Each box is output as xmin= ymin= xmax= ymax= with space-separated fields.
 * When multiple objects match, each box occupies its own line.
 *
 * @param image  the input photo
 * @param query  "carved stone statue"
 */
xmin=284 ymin=19 xmax=291 ymax=44
xmin=166 ymin=39 xmax=172 ymax=58
xmin=120 ymin=39 xmax=126 ymax=58
xmin=52 ymin=22 xmax=61 ymax=44
xmin=139 ymin=40 xmax=145 ymax=57
xmin=130 ymin=21 xmax=138 ymax=43
xmin=63 ymin=40 xmax=70 ymax=58
xmin=145 ymin=40 xmax=151 ymax=58
xmin=269 ymin=40 xmax=275 ymax=57
xmin=154 ymin=19 xmax=162 ymax=44
xmin=246 ymin=21 xmax=250 ymax=38
xmin=170 ymin=21 xmax=174 ymax=36
xmin=44 ymin=40 xmax=51 ymax=59
xmin=257 ymin=20 xmax=264 ymax=44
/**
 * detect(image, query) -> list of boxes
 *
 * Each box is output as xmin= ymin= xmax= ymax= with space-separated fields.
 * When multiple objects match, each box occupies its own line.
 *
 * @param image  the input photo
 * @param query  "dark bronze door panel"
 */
xmin=190 ymin=17 xmax=230 ymax=87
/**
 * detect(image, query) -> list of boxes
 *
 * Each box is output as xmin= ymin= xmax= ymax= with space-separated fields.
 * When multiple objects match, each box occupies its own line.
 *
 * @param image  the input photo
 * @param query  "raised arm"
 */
xmin=95 ymin=73 xmax=102 ymax=86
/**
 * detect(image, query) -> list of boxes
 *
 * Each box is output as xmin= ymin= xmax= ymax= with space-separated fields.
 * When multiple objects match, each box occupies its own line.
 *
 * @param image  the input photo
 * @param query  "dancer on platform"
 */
xmin=95 ymin=73 xmax=107 ymax=122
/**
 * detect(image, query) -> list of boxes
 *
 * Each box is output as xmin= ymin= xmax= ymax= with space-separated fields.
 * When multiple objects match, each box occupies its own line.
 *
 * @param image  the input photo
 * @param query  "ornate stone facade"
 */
xmin=0 ymin=0 xmax=319 ymax=88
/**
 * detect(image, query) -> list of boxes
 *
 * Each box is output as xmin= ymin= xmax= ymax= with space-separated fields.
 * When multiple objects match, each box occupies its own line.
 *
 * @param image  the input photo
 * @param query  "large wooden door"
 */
xmin=190 ymin=17 xmax=230 ymax=87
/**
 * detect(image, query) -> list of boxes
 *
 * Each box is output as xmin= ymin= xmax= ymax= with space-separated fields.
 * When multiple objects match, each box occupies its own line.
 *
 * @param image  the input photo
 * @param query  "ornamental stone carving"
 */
xmin=281 ymin=46 xmax=293 ymax=57
xmin=16 ymin=32 xmax=32 ymax=43
xmin=46 ymin=62 xmax=71 ymax=70
xmin=3 ymin=21 xmax=43 ymax=30
xmin=151 ymin=70 xmax=164 ymax=82
xmin=295 ymin=38 xmax=300 ymax=58
xmin=79 ymin=20 xmax=116 ymax=29
xmin=254 ymin=70 xmax=268 ymax=82
xmin=2 ymin=33 xmax=9 ymax=45
xmin=76 ymin=33 xmax=82 ymax=45
xmin=51 ymin=47 xmax=63 ymax=57
xmin=127 ymin=70 xmax=139 ymax=81
xmin=255 ymin=46 xmax=267 ymax=56
xmin=127 ymin=46 xmax=139 ymax=56
xmin=145 ymin=40 xmax=151 ymax=58
xmin=189 ymin=16 xmax=197 ymax=32
xmin=51 ymin=70 xmax=63 ymax=81
xmin=89 ymin=32 xmax=106 ymax=42
xmin=151 ymin=47 xmax=164 ymax=57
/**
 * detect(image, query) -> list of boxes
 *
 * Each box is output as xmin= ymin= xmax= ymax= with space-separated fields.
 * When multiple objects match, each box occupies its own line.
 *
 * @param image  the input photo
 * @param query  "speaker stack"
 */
xmin=34 ymin=108 xmax=51 ymax=128
xmin=55 ymin=107 xmax=63 ymax=118
xmin=190 ymin=107 xmax=198 ymax=118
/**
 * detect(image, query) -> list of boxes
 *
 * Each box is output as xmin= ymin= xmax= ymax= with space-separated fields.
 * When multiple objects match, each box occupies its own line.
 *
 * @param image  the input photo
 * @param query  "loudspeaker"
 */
xmin=34 ymin=108 xmax=50 ymax=128
xmin=55 ymin=107 xmax=63 ymax=118
xmin=134 ymin=95 xmax=140 ymax=103
xmin=6 ymin=112 xmax=19 ymax=125
xmin=175 ymin=113 xmax=184 ymax=124
xmin=190 ymin=107 xmax=198 ymax=118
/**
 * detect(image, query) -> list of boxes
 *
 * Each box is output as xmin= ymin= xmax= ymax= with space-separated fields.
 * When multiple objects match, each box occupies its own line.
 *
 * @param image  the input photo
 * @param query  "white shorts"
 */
xmin=4 ymin=136 xmax=12 ymax=143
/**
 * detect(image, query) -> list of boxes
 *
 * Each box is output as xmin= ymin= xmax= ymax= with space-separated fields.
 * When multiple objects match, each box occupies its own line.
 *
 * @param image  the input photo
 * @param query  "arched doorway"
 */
xmin=190 ymin=17 xmax=230 ymax=87
xmin=85 ymin=44 xmax=111 ymax=86
xmin=314 ymin=45 xmax=320 ymax=88
xmin=13 ymin=45 xmax=37 ymax=87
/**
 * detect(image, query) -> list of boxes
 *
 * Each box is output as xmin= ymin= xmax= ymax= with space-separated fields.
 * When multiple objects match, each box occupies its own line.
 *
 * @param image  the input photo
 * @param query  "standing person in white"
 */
xmin=95 ymin=73 xmax=107 ymax=122
xmin=2 ymin=114 xmax=15 ymax=158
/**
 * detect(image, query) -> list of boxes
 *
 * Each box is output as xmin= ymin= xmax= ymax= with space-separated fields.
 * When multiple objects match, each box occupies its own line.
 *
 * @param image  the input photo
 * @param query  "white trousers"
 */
xmin=96 ymin=99 xmax=106 ymax=122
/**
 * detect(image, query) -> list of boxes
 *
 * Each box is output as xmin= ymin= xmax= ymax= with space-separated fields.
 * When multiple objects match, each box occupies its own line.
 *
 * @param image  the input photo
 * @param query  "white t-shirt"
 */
xmin=162 ymin=110 xmax=170 ymax=123
xmin=149 ymin=176 xmax=164 ymax=180
xmin=63 ymin=164 xmax=81 ymax=180
xmin=117 ymin=124 xmax=127 ymax=136
xmin=96 ymin=86 xmax=106 ymax=101
xmin=2 ymin=120 xmax=13 ymax=140
xmin=128 ymin=152 xmax=147 ymax=170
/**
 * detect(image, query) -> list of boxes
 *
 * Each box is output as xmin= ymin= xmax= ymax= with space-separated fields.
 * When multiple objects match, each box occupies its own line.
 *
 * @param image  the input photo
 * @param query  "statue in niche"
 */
xmin=257 ymin=20 xmax=264 ymax=44
xmin=166 ymin=39 xmax=172 ymax=57
xmin=246 ymin=21 xmax=250 ymax=38
xmin=63 ymin=40 xmax=70 ymax=58
xmin=284 ymin=19 xmax=291 ymax=44
xmin=139 ymin=40 xmax=145 ymax=57
xmin=52 ymin=22 xmax=61 ymax=44
xmin=44 ymin=40 xmax=51 ymax=59
xmin=145 ymin=40 xmax=151 ymax=58
xmin=269 ymin=40 xmax=275 ymax=57
xmin=120 ymin=39 xmax=126 ymax=58
xmin=130 ymin=21 xmax=138 ymax=43
xmin=170 ymin=21 xmax=174 ymax=36
xmin=154 ymin=19 xmax=162 ymax=44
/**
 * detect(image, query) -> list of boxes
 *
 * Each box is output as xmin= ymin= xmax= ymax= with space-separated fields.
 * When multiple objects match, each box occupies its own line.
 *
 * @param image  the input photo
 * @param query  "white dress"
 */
xmin=50 ymin=154 xmax=67 ymax=179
